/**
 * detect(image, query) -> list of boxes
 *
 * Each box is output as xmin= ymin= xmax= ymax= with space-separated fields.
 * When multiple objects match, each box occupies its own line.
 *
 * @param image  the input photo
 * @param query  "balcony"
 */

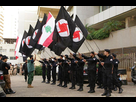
xmin=37 ymin=6 xmax=60 ymax=20
xmin=86 ymin=6 xmax=136 ymax=29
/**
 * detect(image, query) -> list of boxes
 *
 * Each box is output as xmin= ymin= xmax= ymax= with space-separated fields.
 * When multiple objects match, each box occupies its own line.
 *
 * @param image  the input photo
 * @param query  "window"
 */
xmin=10 ymin=57 xmax=16 ymax=60
xmin=10 ymin=49 xmax=15 ymax=52
xmin=100 ymin=6 xmax=112 ymax=12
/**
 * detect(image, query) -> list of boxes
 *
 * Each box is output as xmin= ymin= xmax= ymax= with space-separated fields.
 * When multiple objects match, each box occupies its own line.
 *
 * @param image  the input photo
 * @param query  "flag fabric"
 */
xmin=19 ymin=31 xmax=28 ymax=54
xmin=22 ymin=25 xmax=35 ymax=57
xmin=55 ymin=6 xmax=76 ymax=47
xmin=48 ymin=6 xmax=76 ymax=56
xmin=68 ymin=15 xmax=88 ymax=53
xmin=29 ymin=19 xmax=41 ymax=47
xmin=29 ymin=14 xmax=47 ymax=50
xmin=15 ymin=36 xmax=19 ymax=59
xmin=38 ymin=12 xmax=55 ymax=48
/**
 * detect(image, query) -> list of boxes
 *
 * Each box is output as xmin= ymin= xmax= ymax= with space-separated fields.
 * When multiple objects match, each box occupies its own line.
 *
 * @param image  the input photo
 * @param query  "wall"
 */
xmin=75 ymin=25 xmax=136 ymax=54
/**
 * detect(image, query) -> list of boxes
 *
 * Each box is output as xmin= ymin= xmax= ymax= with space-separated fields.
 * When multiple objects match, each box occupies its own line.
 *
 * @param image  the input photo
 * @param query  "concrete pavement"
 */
xmin=6 ymin=75 xmax=136 ymax=97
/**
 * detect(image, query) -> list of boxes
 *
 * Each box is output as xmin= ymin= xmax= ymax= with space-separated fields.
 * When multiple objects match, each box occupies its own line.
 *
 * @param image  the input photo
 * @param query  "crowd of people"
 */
xmin=22 ymin=49 xmax=123 ymax=97
xmin=0 ymin=49 xmax=124 ymax=97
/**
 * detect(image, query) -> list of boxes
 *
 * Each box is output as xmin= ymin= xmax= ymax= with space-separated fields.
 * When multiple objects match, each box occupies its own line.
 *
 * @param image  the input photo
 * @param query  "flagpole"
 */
xmin=44 ymin=48 xmax=52 ymax=57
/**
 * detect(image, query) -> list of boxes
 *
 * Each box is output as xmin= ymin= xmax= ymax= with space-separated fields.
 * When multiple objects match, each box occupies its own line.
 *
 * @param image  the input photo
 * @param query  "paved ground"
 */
xmin=6 ymin=75 xmax=136 ymax=97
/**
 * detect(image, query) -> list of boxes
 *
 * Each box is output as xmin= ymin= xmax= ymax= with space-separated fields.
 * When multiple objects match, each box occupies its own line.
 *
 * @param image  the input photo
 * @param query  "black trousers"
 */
xmin=103 ymin=70 xmax=112 ymax=90
xmin=47 ymin=67 xmax=51 ymax=82
xmin=88 ymin=70 xmax=96 ymax=90
xmin=77 ymin=69 xmax=83 ymax=87
xmin=70 ymin=70 xmax=76 ymax=87
xmin=42 ymin=70 xmax=46 ymax=81
xmin=52 ymin=68 xmax=56 ymax=83
xmin=112 ymin=70 xmax=121 ymax=88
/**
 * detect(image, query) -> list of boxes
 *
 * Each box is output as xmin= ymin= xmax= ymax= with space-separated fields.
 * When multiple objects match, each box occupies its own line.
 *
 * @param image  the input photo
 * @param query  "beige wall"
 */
xmin=76 ymin=25 xmax=136 ymax=54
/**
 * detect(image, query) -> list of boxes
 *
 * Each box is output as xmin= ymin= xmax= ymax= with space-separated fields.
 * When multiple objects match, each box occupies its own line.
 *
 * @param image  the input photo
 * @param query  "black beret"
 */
xmin=91 ymin=51 xmax=94 ymax=55
xmin=0 ymin=54 xmax=2 ymax=57
xmin=65 ymin=55 xmax=68 ymax=59
xmin=105 ymin=49 xmax=110 ymax=53
xmin=112 ymin=53 xmax=116 ymax=58
xmin=73 ymin=53 xmax=76 ymax=57
xmin=2 ymin=55 xmax=8 ymax=60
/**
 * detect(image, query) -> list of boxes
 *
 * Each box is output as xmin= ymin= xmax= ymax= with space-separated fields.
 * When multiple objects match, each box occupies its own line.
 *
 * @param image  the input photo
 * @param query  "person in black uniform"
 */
xmin=112 ymin=53 xmax=123 ymax=93
xmin=57 ymin=55 xmax=64 ymax=87
xmin=95 ymin=49 xmax=113 ymax=97
xmin=22 ymin=60 xmax=28 ymax=82
xmin=75 ymin=53 xmax=85 ymax=91
xmin=68 ymin=53 xmax=77 ymax=89
xmin=37 ymin=58 xmax=47 ymax=83
xmin=97 ymin=54 xmax=104 ymax=89
xmin=61 ymin=55 xmax=70 ymax=88
xmin=82 ymin=52 xmax=98 ymax=93
xmin=51 ymin=58 xmax=57 ymax=85
xmin=45 ymin=58 xmax=52 ymax=84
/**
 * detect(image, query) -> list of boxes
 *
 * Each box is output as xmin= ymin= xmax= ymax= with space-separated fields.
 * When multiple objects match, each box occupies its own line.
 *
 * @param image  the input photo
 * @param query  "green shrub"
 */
xmin=35 ymin=66 xmax=42 ymax=75
xmin=85 ymin=20 xmax=125 ymax=40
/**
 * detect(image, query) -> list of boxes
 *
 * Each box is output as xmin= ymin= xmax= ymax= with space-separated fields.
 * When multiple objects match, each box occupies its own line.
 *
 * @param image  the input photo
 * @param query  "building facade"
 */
xmin=0 ymin=6 xmax=4 ymax=44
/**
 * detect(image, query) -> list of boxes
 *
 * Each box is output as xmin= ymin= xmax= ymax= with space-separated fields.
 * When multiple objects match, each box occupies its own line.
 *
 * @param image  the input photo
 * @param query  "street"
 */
xmin=6 ymin=75 xmax=136 ymax=97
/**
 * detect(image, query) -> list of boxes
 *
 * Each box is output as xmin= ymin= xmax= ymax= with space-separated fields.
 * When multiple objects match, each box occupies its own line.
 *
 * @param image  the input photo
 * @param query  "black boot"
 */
xmin=9 ymin=89 xmax=16 ymax=94
xmin=101 ymin=89 xmax=107 ymax=96
xmin=46 ymin=80 xmax=50 ymax=84
xmin=119 ymin=88 xmax=123 ymax=93
xmin=69 ymin=86 xmax=76 ymax=89
xmin=106 ymin=90 xmax=111 ymax=97
xmin=77 ymin=86 xmax=83 ymax=91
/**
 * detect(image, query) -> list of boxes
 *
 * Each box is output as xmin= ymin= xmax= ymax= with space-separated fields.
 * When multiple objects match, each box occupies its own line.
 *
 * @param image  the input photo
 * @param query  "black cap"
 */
xmin=112 ymin=53 xmax=116 ymax=58
xmin=0 ymin=54 xmax=2 ymax=57
xmin=2 ymin=55 xmax=8 ymax=60
xmin=105 ymin=49 xmax=110 ymax=53
xmin=73 ymin=53 xmax=76 ymax=57
xmin=65 ymin=55 xmax=68 ymax=59
xmin=91 ymin=51 xmax=94 ymax=55
xmin=60 ymin=55 xmax=63 ymax=58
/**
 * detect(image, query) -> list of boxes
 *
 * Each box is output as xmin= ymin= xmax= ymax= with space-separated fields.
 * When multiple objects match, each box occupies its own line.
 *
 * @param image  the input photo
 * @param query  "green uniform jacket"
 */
xmin=27 ymin=59 xmax=34 ymax=73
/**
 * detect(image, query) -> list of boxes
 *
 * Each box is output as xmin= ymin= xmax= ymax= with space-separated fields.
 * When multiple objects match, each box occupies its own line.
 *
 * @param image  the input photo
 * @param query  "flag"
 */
xmin=19 ymin=31 xmax=28 ymax=54
xmin=48 ymin=6 xmax=76 ymax=56
xmin=68 ymin=15 xmax=88 ymax=53
xmin=22 ymin=25 xmax=35 ymax=57
xmin=55 ymin=6 xmax=76 ymax=47
xmin=38 ymin=12 xmax=55 ymax=48
xmin=29 ymin=19 xmax=41 ymax=47
xmin=15 ymin=36 xmax=19 ymax=59
xmin=29 ymin=14 xmax=47 ymax=50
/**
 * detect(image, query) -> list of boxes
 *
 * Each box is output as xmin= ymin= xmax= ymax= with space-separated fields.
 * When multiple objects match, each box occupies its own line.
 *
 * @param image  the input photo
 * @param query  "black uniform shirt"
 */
xmin=1 ymin=62 xmax=10 ymax=75
xmin=113 ymin=59 xmax=120 ymax=71
xmin=82 ymin=54 xmax=98 ymax=70
xmin=98 ymin=54 xmax=113 ymax=71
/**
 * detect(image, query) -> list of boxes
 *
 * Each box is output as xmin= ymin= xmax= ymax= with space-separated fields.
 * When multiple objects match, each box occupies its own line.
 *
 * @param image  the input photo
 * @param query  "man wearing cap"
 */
xmin=68 ymin=53 xmax=78 ymax=89
xmin=95 ymin=49 xmax=113 ymax=97
xmin=57 ymin=55 xmax=64 ymax=87
xmin=82 ymin=51 xmax=98 ymax=93
xmin=1 ymin=55 xmax=15 ymax=94
xmin=112 ymin=53 xmax=123 ymax=93
xmin=50 ymin=58 xmax=57 ymax=85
